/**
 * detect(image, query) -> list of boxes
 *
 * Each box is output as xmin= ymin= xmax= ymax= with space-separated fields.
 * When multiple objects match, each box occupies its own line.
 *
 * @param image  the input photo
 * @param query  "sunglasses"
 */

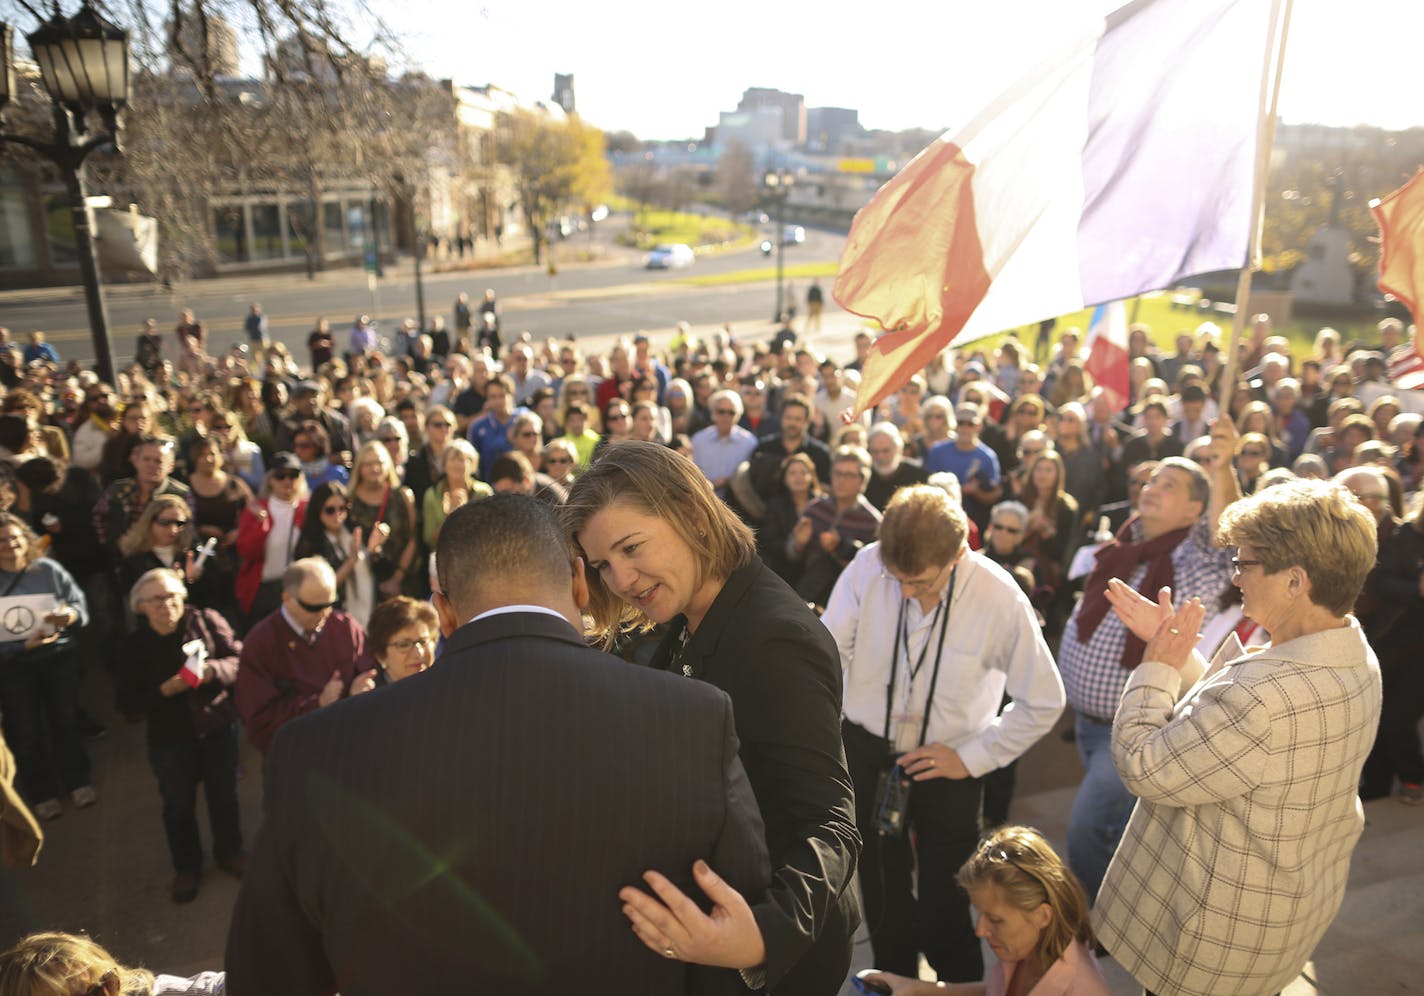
xmin=545 ymin=454 xmax=573 ymax=463
xmin=272 ymin=470 xmax=301 ymax=481
xmin=607 ymin=413 xmax=627 ymax=421
xmin=295 ymin=597 xmax=338 ymax=613
xmin=155 ymin=518 xmax=189 ymax=529
xmin=988 ymin=845 xmax=1046 ymax=891
xmin=321 ymin=504 xmax=348 ymax=515
xmin=713 ymin=409 xmax=737 ymax=416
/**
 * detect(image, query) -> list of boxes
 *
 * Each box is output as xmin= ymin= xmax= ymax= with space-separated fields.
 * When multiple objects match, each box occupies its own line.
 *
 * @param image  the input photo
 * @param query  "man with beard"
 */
xmin=864 ymin=423 xmax=929 ymax=512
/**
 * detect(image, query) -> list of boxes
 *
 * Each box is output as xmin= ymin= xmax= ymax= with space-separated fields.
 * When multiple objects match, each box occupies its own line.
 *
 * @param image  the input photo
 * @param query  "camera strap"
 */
xmin=881 ymin=565 xmax=958 ymax=749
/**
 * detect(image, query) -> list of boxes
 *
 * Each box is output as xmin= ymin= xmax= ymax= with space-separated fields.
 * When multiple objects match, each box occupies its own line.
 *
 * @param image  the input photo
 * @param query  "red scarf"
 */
xmin=1075 ymin=517 xmax=1192 ymax=669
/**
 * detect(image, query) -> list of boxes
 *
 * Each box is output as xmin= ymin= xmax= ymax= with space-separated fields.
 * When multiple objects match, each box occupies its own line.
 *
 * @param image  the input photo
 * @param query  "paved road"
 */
xmin=1 ymin=219 xmax=849 ymax=370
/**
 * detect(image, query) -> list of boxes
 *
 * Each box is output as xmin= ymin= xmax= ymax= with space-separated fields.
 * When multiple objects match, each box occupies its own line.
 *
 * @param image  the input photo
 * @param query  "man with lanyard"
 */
xmin=823 ymin=485 xmax=1064 ymax=983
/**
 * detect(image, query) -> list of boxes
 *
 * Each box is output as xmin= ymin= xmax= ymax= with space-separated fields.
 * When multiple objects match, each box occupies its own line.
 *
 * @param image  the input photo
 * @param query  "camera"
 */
xmin=874 ymin=763 xmax=913 ymax=837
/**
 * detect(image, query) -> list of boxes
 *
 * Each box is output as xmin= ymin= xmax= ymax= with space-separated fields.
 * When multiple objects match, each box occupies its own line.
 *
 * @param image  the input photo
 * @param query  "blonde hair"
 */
xmin=957 ymin=826 xmax=1095 ymax=975
xmin=117 ymin=494 xmax=194 ymax=558
xmin=0 ymin=513 xmax=43 ymax=572
xmin=1217 ymin=479 xmax=1377 ymax=616
xmin=0 ymin=931 xmax=155 ymax=996
xmin=879 ymin=485 xmax=966 ymax=577
xmin=562 ymin=440 xmax=755 ymax=649
xmin=355 ymin=439 xmax=401 ymax=489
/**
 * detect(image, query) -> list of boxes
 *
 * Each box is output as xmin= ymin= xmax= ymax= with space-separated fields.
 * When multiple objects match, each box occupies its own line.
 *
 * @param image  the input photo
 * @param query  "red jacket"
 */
xmin=235 ymin=497 xmax=308 ymax=612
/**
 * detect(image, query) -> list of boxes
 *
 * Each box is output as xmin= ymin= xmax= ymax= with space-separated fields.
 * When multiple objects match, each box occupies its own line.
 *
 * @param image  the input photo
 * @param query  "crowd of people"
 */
xmin=0 ymin=300 xmax=1419 ymax=995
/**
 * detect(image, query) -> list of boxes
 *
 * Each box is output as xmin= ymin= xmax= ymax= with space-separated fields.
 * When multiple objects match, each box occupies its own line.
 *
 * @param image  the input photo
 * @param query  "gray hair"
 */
xmin=990 ymin=500 xmax=1030 ymax=529
xmin=129 ymin=568 xmax=185 ymax=613
xmin=926 ymin=471 xmax=962 ymax=505
xmin=281 ymin=557 xmax=336 ymax=598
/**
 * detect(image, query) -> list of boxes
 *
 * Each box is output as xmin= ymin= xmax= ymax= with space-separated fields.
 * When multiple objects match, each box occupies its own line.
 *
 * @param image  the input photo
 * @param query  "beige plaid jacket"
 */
xmin=1094 ymin=619 xmax=1381 ymax=996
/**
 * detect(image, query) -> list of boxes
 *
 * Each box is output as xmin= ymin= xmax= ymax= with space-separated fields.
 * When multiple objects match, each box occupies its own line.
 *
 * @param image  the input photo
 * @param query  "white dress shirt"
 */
xmin=822 ymin=544 xmax=1065 ymax=777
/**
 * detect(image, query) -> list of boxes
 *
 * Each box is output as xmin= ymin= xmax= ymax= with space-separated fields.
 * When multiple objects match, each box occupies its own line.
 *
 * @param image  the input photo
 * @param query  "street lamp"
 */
xmin=763 ymin=168 xmax=794 ymax=324
xmin=0 ymin=3 xmax=129 ymax=384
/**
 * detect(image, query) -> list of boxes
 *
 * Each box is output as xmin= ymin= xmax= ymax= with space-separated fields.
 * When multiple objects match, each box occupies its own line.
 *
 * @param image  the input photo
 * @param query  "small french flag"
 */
xmin=834 ymin=0 xmax=1280 ymax=418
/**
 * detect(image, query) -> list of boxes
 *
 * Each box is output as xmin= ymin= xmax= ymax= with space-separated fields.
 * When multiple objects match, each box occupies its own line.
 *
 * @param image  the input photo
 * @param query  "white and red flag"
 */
xmin=833 ymin=0 xmax=1282 ymax=418
xmin=1083 ymin=301 xmax=1131 ymax=410
xmin=1373 ymin=169 xmax=1424 ymax=389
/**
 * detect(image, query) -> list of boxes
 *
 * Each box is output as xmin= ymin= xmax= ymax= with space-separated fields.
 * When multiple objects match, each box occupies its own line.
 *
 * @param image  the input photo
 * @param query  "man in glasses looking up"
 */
xmin=234 ymin=558 xmax=367 ymax=754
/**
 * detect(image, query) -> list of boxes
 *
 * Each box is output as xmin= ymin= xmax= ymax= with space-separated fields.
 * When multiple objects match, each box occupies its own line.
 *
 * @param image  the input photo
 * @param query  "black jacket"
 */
xmin=118 ymin=607 xmax=241 ymax=746
xmin=653 ymin=559 xmax=861 ymax=994
xmin=226 ymin=610 xmax=770 ymax=996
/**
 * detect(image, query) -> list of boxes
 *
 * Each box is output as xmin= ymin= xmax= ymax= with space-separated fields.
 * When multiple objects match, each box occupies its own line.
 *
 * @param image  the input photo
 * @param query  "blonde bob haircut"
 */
xmin=879 ymin=485 xmax=967 ymax=578
xmin=563 ymin=440 xmax=755 ymax=649
xmin=957 ymin=826 xmax=1096 ymax=975
xmin=1217 ymin=478 xmax=1377 ymax=617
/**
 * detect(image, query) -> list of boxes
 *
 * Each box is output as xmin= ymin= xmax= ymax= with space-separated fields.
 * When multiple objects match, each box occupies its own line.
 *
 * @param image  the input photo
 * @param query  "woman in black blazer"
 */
xmin=567 ymin=441 xmax=860 ymax=995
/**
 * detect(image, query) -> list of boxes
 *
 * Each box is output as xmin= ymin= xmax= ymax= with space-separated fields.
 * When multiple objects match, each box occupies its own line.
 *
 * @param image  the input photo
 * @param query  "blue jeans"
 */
xmin=148 ymin=725 xmax=243 ymax=875
xmin=0 ymin=648 xmax=90 ymax=803
xmin=1067 ymin=712 xmax=1137 ymax=904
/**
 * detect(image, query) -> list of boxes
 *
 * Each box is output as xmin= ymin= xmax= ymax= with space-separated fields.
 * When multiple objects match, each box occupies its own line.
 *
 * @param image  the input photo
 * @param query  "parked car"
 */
xmin=782 ymin=225 xmax=806 ymax=245
xmin=644 ymin=243 xmax=695 ymax=269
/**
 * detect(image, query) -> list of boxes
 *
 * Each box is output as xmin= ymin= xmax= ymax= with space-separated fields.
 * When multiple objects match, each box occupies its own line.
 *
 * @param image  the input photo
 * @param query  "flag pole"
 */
xmin=1217 ymin=0 xmax=1294 ymax=415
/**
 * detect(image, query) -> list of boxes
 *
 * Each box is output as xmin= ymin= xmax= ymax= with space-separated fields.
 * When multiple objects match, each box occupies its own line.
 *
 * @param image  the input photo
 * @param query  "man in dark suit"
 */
xmin=226 ymin=495 xmax=771 ymax=995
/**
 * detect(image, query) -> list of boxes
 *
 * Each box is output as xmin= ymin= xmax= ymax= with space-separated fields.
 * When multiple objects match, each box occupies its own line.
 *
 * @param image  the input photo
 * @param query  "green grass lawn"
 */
xmin=616 ymin=210 xmax=757 ymax=252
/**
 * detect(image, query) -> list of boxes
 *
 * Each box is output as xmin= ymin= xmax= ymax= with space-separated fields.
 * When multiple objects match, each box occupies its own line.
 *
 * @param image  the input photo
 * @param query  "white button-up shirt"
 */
xmin=823 ymin=544 xmax=1065 ymax=777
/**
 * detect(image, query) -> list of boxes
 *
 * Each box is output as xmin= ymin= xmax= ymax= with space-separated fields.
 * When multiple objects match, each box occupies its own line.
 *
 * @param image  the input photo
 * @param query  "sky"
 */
xmin=356 ymin=0 xmax=1422 ymax=140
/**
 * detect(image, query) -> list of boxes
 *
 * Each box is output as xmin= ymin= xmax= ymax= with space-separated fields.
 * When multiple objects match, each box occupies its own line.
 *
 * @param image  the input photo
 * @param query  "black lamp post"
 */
xmin=0 ymin=4 xmax=129 ymax=385
xmin=763 ymin=168 xmax=794 ymax=323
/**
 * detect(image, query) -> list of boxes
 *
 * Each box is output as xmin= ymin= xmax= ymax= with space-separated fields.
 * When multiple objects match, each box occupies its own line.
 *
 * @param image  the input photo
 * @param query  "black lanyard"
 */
xmin=881 ymin=566 xmax=958 ymax=748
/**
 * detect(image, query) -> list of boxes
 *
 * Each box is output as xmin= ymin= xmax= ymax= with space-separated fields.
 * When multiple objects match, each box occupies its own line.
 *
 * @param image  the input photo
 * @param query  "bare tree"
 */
xmin=715 ymin=141 xmax=759 ymax=216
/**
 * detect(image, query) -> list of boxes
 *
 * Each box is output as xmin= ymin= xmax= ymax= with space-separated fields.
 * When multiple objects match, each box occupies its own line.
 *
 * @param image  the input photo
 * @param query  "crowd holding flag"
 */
xmin=1373 ymin=168 xmax=1424 ymax=391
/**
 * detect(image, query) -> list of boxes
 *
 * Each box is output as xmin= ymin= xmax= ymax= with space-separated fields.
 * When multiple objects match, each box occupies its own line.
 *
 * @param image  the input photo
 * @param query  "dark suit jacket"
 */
xmin=226 ymin=611 xmax=770 ymax=996
xmin=654 ymin=560 xmax=861 ymax=994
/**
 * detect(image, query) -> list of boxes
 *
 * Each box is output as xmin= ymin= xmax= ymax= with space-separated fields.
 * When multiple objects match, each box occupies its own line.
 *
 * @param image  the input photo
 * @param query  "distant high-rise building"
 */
xmin=738 ymin=87 xmax=806 ymax=145
xmin=168 ymin=8 xmax=239 ymax=77
xmin=553 ymin=73 xmax=576 ymax=114
xmin=806 ymin=107 xmax=862 ymax=152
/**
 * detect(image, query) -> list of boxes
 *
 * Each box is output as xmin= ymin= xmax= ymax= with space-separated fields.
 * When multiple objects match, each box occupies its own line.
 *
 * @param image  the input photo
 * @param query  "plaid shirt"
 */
xmin=1095 ymin=621 xmax=1381 ymax=995
xmin=1060 ymin=515 xmax=1231 ymax=720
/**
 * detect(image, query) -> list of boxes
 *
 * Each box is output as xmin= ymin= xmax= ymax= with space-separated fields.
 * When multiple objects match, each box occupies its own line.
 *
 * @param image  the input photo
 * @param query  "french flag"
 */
xmin=834 ymin=0 xmax=1281 ymax=417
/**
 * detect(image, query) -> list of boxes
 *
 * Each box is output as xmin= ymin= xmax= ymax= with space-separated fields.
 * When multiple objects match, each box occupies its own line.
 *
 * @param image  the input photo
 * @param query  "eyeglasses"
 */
xmin=883 ymin=563 xmax=948 ymax=595
xmin=1021 ymin=448 xmax=1045 ymax=458
xmin=295 ymin=597 xmax=338 ymax=613
xmin=272 ymin=470 xmax=301 ymax=481
xmin=388 ymin=636 xmax=435 ymax=652
xmin=607 ymin=413 xmax=627 ymax=421
xmin=545 ymin=455 xmax=573 ymax=465
xmin=1231 ymin=557 xmax=1263 ymax=576
xmin=140 ymin=591 xmax=183 ymax=605
xmin=321 ymin=504 xmax=348 ymax=515
xmin=155 ymin=518 xmax=189 ymax=529
xmin=1240 ymin=449 xmax=1267 ymax=458
xmin=713 ymin=408 xmax=737 ymax=416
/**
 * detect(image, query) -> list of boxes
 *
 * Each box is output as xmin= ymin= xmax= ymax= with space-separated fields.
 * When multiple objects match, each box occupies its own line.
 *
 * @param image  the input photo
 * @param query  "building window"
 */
xmin=44 ymin=192 xmax=77 ymax=265
xmin=323 ymin=201 xmax=346 ymax=255
xmin=251 ymin=203 xmax=283 ymax=260
xmin=214 ymin=205 xmax=248 ymax=264
xmin=286 ymin=199 xmax=316 ymax=260
xmin=0 ymin=186 xmax=37 ymax=269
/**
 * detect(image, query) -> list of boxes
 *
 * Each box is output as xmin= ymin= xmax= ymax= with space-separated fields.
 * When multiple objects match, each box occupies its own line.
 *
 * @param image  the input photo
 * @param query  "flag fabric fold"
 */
xmin=833 ymin=0 xmax=1279 ymax=418
xmin=1372 ymin=168 xmax=1424 ymax=330
xmin=1083 ymin=301 xmax=1131 ymax=410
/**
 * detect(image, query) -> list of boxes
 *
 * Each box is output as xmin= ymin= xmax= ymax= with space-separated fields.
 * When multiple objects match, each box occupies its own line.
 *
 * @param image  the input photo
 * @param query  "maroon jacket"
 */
xmin=233 ymin=608 xmax=365 ymax=753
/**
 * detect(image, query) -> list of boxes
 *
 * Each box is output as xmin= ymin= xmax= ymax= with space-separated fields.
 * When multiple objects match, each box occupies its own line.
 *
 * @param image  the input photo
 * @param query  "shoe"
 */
xmin=71 ymin=785 xmax=98 ymax=808
xmin=33 ymin=799 xmax=63 ymax=821
xmin=216 ymin=852 xmax=247 ymax=879
xmin=170 ymin=871 xmax=200 ymax=904
xmin=1401 ymin=783 xmax=1424 ymax=806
